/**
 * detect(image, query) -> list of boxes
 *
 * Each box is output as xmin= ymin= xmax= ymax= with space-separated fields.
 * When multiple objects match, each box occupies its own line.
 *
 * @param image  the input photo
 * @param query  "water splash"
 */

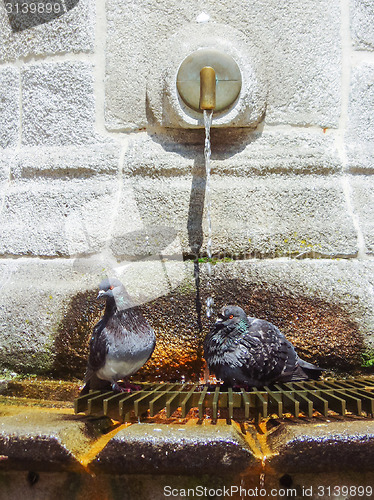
xmin=203 ymin=109 xmax=214 ymax=318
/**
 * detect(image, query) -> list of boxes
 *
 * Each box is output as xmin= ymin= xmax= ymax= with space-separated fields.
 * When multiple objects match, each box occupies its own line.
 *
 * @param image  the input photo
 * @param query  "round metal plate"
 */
xmin=176 ymin=49 xmax=242 ymax=112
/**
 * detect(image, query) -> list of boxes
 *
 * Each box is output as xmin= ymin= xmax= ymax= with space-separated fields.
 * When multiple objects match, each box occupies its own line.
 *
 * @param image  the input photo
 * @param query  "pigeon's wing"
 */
xmin=203 ymin=331 xmax=265 ymax=386
xmin=243 ymin=319 xmax=294 ymax=382
xmin=233 ymin=334 xmax=269 ymax=378
xmin=84 ymin=319 xmax=109 ymax=382
xmin=248 ymin=318 xmax=316 ymax=382
xmin=145 ymin=334 xmax=156 ymax=363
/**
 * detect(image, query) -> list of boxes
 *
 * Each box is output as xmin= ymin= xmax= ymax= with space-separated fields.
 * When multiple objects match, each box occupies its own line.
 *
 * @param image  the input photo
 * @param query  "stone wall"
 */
xmin=0 ymin=0 xmax=373 ymax=377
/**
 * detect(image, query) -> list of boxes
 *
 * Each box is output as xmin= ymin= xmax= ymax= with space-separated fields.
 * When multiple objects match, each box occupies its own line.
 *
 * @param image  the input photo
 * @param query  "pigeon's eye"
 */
xmin=109 ymin=286 xmax=114 ymax=290
xmin=229 ymin=315 xmax=234 ymax=319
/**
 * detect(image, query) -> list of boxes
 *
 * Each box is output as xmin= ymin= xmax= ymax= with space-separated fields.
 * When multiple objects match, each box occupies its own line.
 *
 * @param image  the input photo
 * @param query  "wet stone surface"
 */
xmin=0 ymin=405 xmax=106 ymax=472
xmin=0 ymin=379 xmax=81 ymax=401
xmin=92 ymin=423 xmax=257 ymax=475
xmin=3 ymin=380 xmax=374 ymax=479
xmin=268 ymin=419 xmax=374 ymax=473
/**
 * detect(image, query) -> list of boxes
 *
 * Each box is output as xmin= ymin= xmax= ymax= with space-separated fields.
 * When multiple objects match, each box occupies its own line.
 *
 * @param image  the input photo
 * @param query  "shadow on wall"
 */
xmin=145 ymin=94 xmax=262 ymax=165
xmin=52 ymin=278 xmax=364 ymax=381
xmin=146 ymin=125 xmax=261 ymax=162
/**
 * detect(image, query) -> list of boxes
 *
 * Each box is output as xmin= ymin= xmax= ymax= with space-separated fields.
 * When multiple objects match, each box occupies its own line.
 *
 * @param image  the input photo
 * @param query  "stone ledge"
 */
xmin=268 ymin=419 xmax=374 ymax=473
xmin=0 ymin=407 xmax=92 ymax=472
xmin=10 ymin=143 xmax=120 ymax=180
xmin=92 ymin=423 xmax=257 ymax=475
xmin=125 ymin=129 xmax=342 ymax=177
xmin=2 ymin=399 xmax=374 ymax=476
xmin=0 ymin=400 xmax=258 ymax=474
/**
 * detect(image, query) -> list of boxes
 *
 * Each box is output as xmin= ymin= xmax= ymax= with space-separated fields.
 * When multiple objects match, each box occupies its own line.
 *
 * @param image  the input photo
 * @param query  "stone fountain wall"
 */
xmin=0 ymin=0 xmax=374 ymax=378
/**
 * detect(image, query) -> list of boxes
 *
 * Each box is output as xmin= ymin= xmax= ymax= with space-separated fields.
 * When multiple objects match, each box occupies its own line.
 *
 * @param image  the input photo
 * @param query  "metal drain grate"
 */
xmin=74 ymin=378 xmax=374 ymax=422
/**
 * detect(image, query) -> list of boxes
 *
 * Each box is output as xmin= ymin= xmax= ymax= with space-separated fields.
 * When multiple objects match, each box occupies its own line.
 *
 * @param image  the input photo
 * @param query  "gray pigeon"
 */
xmin=81 ymin=278 xmax=156 ymax=394
xmin=204 ymin=305 xmax=323 ymax=388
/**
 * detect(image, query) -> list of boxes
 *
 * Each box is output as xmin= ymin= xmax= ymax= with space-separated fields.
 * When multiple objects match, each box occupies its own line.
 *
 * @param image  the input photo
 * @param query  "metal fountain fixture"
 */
xmin=176 ymin=48 xmax=242 ymax=113
xmin=199 ymin=66 xmax=216 ymax=110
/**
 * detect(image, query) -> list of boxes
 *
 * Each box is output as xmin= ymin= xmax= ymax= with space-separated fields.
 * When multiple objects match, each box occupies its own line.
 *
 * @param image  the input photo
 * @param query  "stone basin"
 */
xmin=1 ymin=378 xmax=374 ymax=499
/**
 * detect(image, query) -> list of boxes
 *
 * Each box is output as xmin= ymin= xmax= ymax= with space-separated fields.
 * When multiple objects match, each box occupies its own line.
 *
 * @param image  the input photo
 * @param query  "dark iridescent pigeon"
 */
xmin=81 ymin=278 xmax=156 ymax=394
xmin=204 ymin=305 xmax=323 ymax=388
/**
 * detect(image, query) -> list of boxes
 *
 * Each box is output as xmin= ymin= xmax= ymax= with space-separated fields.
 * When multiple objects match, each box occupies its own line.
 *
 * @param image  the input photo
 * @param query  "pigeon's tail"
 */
xmin=80 ymin=382 xmax=90 ymax=396
xmin=298 ymin=358 xmax=326 ymax=380
xmin=280 ymin=358 xmax=325 ymax=382
xmin=80 ymin=372 xmax=112 ymax=396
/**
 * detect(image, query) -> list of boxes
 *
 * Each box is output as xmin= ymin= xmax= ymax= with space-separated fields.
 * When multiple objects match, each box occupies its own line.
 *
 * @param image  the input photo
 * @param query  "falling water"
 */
xmin=203 ymin=109 xmax=214 ymax=318
xmin=260 ymin=456 xmax=266 ymax=490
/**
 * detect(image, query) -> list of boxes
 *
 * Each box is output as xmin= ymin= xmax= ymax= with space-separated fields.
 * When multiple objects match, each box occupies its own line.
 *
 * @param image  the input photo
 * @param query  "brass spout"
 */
xmin=199 ymin=66 xmax=216 ymax=110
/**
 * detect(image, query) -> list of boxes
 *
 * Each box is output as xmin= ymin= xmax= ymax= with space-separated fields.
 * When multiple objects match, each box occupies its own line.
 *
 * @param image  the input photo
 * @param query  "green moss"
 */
xmin=197 ymin=257 xmax=234 ymax=265
xmin=362 ymin=351 xmax=374 ymax=368
xmin=178 ymin=280 xmax=195 ymax=295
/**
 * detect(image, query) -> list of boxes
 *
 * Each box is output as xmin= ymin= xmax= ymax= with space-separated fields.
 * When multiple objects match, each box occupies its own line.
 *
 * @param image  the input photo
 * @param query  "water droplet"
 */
xmin=260 ymin=473 xmax=265 ymax=489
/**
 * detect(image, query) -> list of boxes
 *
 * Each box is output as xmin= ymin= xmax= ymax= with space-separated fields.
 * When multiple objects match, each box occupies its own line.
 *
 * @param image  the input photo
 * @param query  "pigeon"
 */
xmin=81 ymin=278 xmax=156 ymax=394
xmin=203 ymin=305 xmax=323 ymax=388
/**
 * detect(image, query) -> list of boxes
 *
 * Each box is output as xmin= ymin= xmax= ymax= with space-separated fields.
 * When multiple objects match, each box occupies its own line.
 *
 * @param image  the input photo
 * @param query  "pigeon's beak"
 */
xmin=97 ymin=290 xmax=106 ymax=299
xmin=214 ymin=317 xmax=224 ymax=329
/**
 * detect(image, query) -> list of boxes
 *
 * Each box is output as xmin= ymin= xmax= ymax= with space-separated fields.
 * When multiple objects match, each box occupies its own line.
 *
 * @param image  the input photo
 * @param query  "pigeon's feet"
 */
xmin=111 ymin=381 xmax=132 ymax=393
xmin=111 ymin=380 xmax=141 ymax=393
xmin=121 ymin=380 xmax=142 ymax=392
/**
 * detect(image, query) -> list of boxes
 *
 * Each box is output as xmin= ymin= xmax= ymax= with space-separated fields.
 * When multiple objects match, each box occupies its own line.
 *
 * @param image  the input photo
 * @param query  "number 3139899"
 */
xmin=5 ymin=3 xmax=62 ymax=14
xmin=317 ymin=485 xmax=372 ymax=497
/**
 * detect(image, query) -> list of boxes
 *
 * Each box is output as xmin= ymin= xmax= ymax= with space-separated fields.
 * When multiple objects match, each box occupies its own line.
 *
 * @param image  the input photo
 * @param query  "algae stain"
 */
xmin=75 ymin=422 xmax=131 ymax=470
xmin=256 ymin=420 xmax=276 ymax=460
xmin=232 ymin=421 xmax=264 ymax=461
xmin=233 ymin=420 xmax=277 ymax=462
xmin=234 ymin=420 xmax=279 ymax=492
xmin=52 ymin=289 xmax=104 ymax=379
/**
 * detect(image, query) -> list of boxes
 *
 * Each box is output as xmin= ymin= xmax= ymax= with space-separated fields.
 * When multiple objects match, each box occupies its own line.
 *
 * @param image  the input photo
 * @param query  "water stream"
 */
xmin=203 ymin=109 xmax=214 ymax=318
